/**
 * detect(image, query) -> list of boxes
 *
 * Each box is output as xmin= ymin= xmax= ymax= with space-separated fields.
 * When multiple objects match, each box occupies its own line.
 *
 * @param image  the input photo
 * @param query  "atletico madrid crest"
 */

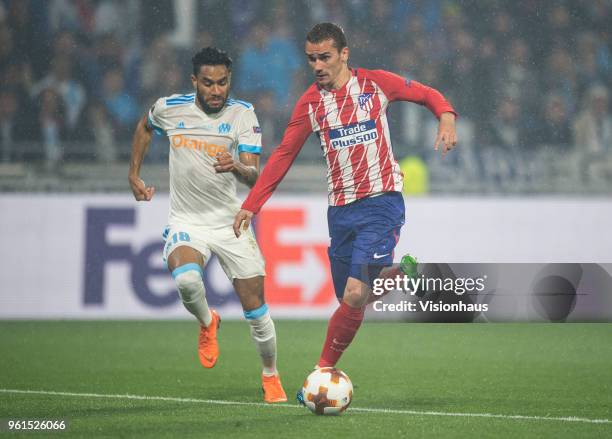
xmin=358 ymin=93 xmax=373 ymax=111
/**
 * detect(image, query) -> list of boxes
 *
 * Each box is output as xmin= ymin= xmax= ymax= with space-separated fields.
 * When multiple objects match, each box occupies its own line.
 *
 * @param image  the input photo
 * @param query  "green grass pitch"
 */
xmin=1 ymin=321 xmax=611 ymax=438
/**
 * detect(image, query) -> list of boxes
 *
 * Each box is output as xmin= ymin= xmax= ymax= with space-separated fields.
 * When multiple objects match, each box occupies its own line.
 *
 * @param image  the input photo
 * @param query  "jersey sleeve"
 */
xmin=146 ymin=97 xmax=167 ymax=135
xmin=236 ymin=108 xmax=262 ymax=155
xmin=369 ymin=69 xmax=457 ymax=119
xmin=241 ymin=93 xmax=313 ymax=214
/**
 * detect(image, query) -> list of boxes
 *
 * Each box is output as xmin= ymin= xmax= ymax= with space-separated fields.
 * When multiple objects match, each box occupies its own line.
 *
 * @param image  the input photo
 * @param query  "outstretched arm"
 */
xmin=372 ymin=70 xmax=456 ymax=118
xmin=372 ymin=70 xmax=458 ymax=156
xmin=128 ymin=114 xmax=156 ymax=201
xmin=233 ymin=96 xmax=312 ymax=236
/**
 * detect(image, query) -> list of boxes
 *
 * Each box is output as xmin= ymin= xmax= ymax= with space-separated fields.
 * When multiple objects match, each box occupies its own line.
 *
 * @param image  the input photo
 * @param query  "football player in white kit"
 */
xmin=128 ymin=47 xmax=287 ymax=403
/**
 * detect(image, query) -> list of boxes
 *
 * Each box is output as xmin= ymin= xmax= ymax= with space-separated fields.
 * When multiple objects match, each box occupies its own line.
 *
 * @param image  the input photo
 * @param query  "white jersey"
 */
xmin=148 ymin=93 xmax=262 ymax=228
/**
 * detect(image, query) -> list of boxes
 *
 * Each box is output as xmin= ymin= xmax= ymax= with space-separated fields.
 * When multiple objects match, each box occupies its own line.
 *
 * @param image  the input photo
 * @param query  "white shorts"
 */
xmin=162 ymin=223 xmax=265 ymax=280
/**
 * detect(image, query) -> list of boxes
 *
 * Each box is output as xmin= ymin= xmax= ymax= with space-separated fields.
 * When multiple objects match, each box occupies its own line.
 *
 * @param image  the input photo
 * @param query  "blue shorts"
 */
xmin=327 ymin=191 xmax=405 ymax=299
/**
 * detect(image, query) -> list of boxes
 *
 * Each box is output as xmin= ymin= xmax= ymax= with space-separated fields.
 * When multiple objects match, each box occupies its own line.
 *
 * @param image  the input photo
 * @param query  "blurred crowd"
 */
xmin=0 ymin=0 xmax=611 ymax=177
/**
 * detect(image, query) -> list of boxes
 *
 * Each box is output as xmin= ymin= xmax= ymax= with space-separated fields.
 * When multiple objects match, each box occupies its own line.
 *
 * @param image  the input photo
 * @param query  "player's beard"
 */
xmin=198 ymin=91 xmax=226 ymax=114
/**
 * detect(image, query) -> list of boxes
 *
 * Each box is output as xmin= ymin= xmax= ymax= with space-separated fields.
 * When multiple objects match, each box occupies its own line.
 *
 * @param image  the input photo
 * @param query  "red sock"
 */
xmin=318 ymin=302 xmax=365 ymax=367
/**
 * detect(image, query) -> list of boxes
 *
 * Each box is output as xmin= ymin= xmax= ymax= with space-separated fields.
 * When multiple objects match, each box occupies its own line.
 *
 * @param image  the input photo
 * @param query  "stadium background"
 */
xmin=0 ymin=0 xmax=611 ymax=321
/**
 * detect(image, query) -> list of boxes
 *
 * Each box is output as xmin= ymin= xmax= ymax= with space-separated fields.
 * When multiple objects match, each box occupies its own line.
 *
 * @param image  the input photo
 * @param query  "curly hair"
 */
xmin=192 ymin=47 xmax=232 ymax=75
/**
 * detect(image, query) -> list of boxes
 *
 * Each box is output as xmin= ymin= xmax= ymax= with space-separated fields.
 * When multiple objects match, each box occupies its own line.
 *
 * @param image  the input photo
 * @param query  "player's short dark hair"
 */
xmin=306 ymin=22 xmax=347 ymax=51
xmin=192 ymin=47 xmax=232 ymax=76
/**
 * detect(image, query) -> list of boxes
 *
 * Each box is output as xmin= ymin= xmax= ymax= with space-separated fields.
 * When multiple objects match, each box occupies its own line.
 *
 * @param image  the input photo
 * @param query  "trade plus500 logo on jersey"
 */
xmin=329 ymin=120 xmax=378 ymax=149
xmin=171 ymin=134 xmax=227 ymax=157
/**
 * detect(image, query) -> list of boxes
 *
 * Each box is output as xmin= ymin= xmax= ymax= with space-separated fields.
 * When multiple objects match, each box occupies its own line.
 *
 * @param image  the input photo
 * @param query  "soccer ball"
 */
xmin=300 ymin=367 xmax=353 ymax=415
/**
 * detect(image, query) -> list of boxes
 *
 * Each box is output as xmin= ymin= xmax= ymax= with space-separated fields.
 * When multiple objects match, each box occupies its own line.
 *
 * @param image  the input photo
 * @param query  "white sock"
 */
xmin=173 ymin=265 xmax=212 ymax=327
xmin=245 ymin=304 xmax=277 ymax=376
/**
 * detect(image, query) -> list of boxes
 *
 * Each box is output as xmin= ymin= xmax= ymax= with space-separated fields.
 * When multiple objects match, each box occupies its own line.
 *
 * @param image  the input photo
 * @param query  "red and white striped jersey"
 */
xmin=242 ymin=68 xmax=456 ymax=213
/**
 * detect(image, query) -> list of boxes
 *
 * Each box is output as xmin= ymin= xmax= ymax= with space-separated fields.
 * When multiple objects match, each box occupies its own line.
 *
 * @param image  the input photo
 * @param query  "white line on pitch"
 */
xmin=1 ymin=388 xmax=610 ymax=425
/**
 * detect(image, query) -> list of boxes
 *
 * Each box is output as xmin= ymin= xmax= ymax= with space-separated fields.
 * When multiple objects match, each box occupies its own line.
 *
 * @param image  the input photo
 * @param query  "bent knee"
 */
xmin=175 ymin=270 xmax=201 ymax=290
xmin=172 ymin=264 xmax=204 ymax=297
xmin=342 ymin=280 xmax=368 ymax=307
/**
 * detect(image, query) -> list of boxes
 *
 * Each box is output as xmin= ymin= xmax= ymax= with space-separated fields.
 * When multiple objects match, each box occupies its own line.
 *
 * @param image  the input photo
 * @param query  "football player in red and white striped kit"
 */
xmin=234 ymin=23 xmax=457 ymax=369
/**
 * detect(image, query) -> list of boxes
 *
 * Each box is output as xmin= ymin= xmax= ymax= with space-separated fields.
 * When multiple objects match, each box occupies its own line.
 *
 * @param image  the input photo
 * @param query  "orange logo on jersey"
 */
xmin=171 ymin=134 xmax=227 ymax=157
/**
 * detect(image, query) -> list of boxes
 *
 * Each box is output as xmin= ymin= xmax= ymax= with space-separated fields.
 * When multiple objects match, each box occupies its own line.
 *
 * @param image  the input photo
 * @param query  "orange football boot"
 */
xmin=262 ymin=373 xmax=288 ymax=403
xmin=198 ymin=310 xmax=220 ymax=368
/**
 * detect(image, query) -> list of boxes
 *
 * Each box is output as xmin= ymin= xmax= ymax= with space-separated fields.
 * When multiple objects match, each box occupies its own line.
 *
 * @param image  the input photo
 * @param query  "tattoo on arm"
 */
xmin=235 ymin=165 xmax=259 ymax=187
